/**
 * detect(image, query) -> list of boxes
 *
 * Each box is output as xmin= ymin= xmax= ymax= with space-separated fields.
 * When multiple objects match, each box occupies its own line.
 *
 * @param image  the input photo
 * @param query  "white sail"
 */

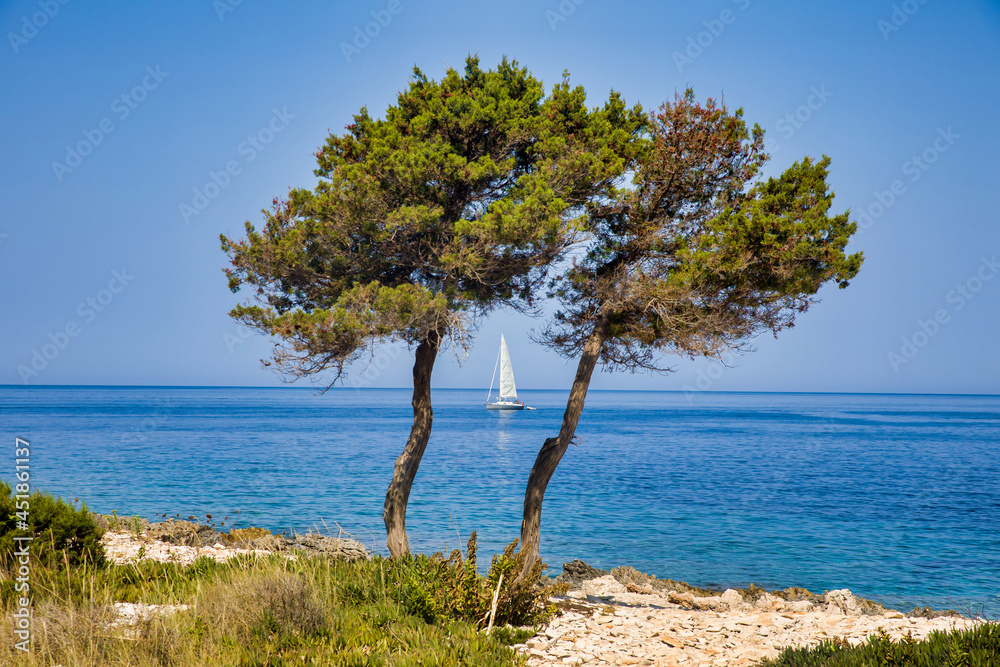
xmin=498 ymin=334 xmax=517 ymax=400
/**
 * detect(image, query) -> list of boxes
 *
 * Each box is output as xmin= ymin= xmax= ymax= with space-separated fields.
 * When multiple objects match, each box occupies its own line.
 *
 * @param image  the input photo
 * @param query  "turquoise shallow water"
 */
xmin=1 ymin=386 xmax=998 ymax=616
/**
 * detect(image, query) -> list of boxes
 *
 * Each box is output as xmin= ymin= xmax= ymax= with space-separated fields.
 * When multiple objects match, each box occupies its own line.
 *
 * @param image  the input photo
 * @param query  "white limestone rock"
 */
xmin=824 ymin=589 xmax=864 ymax=615
xmin=582 ymin=574 xmax=628 ymax=598
xmin=719 ymin=589 xmax=745 ymax=610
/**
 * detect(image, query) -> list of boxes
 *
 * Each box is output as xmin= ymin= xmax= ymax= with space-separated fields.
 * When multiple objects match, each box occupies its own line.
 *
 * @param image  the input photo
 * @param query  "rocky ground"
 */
xmin=98 ymin=516 xmax=370 ymax=565
xmin=514 ymin=562 xmax=980 ymax=666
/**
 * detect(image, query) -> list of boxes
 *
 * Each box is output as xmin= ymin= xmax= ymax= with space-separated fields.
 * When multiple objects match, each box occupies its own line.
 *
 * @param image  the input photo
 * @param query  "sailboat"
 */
xmin=485 ymin=334 xmax=532 ymax=410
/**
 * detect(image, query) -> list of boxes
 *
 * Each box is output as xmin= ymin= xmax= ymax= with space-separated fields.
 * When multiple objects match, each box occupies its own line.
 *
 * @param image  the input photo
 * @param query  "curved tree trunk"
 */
xmin=383 ymin=330 xmax=440 ymax=557
xmin=516 ymin=313 xmax=611 ymax=582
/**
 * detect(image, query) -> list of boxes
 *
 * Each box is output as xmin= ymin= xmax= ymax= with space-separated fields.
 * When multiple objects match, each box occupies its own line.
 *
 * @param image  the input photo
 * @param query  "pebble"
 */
xmin=514 ymin=576 xmax=980 ymax=667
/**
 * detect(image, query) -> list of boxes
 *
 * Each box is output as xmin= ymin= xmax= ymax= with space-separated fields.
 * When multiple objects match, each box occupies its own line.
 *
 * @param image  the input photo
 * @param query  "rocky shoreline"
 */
xmin=517 ymin=560 xmax=979 ymax=666
xmin=96 ymin=519 xmax=982 ymax=666
xmin=551 ymin=560 xmax=959 ymax=619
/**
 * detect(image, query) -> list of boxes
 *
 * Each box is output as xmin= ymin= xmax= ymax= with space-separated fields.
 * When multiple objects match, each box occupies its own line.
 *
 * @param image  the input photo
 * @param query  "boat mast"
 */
xmin=486 ymin=342 xmax=502 ymax=403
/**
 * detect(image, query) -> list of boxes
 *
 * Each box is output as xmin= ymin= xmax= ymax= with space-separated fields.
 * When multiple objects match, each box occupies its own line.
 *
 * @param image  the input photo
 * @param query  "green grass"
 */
xmin=0 ymin=530 xmax=559 ymax=666
xmin=2 ymin=551 xmax=543 ymax=666
xmin=759 ymin=625 xmax=1000 ymax=667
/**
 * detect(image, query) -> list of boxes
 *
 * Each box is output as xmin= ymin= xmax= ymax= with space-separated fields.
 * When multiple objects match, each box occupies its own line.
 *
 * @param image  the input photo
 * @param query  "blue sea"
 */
xmin=2 ymin=386 xmax=998 ymax=616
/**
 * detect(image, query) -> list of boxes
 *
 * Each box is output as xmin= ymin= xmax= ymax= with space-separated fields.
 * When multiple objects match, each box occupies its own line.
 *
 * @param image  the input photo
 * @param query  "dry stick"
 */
xmin=487 ymin=573 xmax=504 ymax=635
xmin=333 ymin=521 xmax=356 ymax=540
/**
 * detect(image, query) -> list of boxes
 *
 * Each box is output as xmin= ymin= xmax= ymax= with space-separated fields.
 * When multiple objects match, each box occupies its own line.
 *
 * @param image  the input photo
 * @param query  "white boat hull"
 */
xmin=486 ymin=401 xmax=525 ymax=411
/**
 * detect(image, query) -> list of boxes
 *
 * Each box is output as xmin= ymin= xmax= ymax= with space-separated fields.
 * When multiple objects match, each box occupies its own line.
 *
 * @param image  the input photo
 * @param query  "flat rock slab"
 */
xmin=285 ymin=533 xmax=371 ymax=561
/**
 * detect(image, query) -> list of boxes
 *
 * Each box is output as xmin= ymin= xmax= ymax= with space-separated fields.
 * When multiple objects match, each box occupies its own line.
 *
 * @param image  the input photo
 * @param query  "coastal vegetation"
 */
xmin=1 ymin=554 xmax=540 ymax=665
xmin=221 ymin=56 xmax=641 ymax=558
xmin=1 ymin=488 xmax=554 ymax=665
xmin=0 ymin=482 xmax=104 ymax=571
xmin=759 ymin=625 xmax=1000 ymax=666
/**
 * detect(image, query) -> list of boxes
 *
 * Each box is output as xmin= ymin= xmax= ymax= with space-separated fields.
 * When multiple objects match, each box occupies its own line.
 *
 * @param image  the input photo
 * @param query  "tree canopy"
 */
xmin=222 ymin=56 xmax=644 ymax=556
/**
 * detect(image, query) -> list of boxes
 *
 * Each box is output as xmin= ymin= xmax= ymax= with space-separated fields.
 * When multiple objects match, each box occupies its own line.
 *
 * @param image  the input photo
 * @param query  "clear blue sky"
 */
xmin=3 ymin=0 xmax=999 ymax=394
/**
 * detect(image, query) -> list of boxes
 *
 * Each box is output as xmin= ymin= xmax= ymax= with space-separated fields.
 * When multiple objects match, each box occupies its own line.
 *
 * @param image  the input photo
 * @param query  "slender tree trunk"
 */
xmin=383 ymin=330 xmax=440 ymax=557
xmin=516 ymin=312 xmax=611 ymax=583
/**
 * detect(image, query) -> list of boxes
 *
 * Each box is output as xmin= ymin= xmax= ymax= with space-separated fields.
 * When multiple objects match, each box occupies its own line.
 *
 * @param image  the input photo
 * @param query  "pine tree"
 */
xmin=515 ymin=90 xmax=863 ymax=580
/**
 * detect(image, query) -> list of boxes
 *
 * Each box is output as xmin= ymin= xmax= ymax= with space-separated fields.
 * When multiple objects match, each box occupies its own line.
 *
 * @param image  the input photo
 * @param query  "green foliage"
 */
xmin=491 ymin=624 xmax=537 ymax=646
xmin=0 ymin=482 xmax=105 ymax=571
xmin=222 ymin=55 xmax=643 ymax=384
xmin=760 ymin=625 xmax=1000 ymax=667
xmin=542 ymin=88 xmax=864 ymax=370
xmin=384 ymin=531 xmax=557 ymax=629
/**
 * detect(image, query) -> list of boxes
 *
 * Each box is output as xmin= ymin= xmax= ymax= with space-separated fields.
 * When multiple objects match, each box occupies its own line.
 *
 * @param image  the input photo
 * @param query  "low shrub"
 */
xmin=380 ymin=531 xmax=562 ymax=629
xmin=491 ymin=624 xmax=537 ymax=646
xmin=760 ymin=624 xmax=1000 ymax=667
xmin=0 ymin=482 xmax=105 ymax=571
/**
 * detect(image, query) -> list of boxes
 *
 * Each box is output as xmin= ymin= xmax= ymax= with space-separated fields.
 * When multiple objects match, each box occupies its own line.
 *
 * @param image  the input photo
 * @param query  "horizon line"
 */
xmin=2 ymin=384 xmax=998 ymax=398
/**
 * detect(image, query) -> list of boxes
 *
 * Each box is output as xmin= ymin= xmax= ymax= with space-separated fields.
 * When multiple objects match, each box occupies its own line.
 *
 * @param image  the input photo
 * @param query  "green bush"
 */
xmin=0 ymin=482 xmax=105 ymax=571
xmin=383 ymin=531 xmax=562 ymax=629
xmin=760 ymin=624 xmax=1000 ymax=667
